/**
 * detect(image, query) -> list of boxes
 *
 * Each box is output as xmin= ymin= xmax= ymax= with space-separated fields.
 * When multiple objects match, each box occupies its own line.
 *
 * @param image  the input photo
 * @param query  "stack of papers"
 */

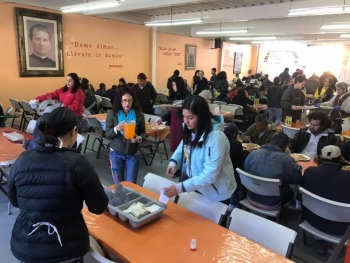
xmin=123 ymin=202 xmax=161 ymax=219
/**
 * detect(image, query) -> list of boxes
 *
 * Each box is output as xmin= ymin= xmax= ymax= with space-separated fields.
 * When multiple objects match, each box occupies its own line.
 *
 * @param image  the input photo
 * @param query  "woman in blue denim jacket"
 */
xmin=164 ymin=96 xmax=237 ymax=203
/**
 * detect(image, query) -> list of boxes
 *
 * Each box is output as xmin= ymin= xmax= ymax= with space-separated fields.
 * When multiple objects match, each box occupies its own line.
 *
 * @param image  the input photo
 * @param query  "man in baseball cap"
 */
xmin=301 ymin=145 xmax=350 ymax=252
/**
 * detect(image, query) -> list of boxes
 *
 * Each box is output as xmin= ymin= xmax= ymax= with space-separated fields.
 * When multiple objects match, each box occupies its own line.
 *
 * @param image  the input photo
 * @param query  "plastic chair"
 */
xmin=84 ymin=117 xmax=110 ymax=159
xmin=76 ymin=134 xmax=86 ymax=152
xmin=236 ymin=168 xmax=283 ymax=222
xmin=209 ymin=104 xmax=218 ymax=111
xmin=19 ymin=100 xmax=37 ymax=131
xmin=142 ymin=173 xmax=175 ymax=201
xmin=157 ymin=93 xmax=169 ymax=104
xmin=214 ymin=101 xmax=228 ymax=106
xmin=156 ymin=88 xmax=168 ymax=94
xmin=230 ymin=104 xmax=244 ymax=124
xmin=9 ymin=98 xmax=23 ymax=129
xmin=177 ymin=191 xmax=228 ymax=224
xmin=100 ymin=97 xmax=112 ymax=112
xmin=299 ymin=187 xmax=350 ymax=245
xmin=89 ymin=236 xmax=116 ymax=263
xmin=281 ymin=125 xmax=300 ymax=139
xmin=25 ymin=120 xmax=37 ymax=134
xmin=229 ymin=208 xmax=297 ymax=258
xmin=153 ymin=106 xmax=165 ymax=117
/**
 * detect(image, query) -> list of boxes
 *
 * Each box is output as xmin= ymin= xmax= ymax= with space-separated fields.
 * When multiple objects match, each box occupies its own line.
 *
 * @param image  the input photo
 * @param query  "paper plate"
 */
xmin=290 ymin=154 xmax=311 ymax=161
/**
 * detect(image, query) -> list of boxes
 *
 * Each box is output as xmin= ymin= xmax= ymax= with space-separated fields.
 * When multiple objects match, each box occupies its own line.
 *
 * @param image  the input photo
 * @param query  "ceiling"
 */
xmin=4 ymin=0 xmax=350 ymax=45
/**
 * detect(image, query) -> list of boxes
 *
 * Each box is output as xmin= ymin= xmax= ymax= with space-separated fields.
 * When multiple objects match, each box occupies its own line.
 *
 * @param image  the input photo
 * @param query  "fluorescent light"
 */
xmin=196 ymin=30 xmax=248 ymax=35
xmin=145 ymin=19 xmax=202 ymax=27
xmin=252 ymin=40 xmax=295 ymax=44
xmin=340 ymin=34 xmax=350 ymax=38
xmin=229 ymin=36 xmax=276 ymax=40
xmin=321 ymin=24 xmax=350 ymax=29
xmin=288 ymin=6 xmax=350 ymax=16
xmin=304 ymin=32 xmax=347 ymax=34
xmin=60 ymin=0 xmax=120 ymax=13
xmin=251 ymin=41 xmax=272 ymax=44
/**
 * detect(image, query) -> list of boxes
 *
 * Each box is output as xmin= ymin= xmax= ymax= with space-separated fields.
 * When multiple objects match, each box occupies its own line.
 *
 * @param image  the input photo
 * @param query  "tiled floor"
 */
xmin=0 ymin=130 xmax=346 ymax=263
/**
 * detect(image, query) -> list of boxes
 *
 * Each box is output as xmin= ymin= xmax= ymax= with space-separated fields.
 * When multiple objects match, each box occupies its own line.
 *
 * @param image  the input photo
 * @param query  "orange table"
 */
xmin=282 ymin=122 xmax=308 ymax=129
xmin=0 ymin=127 xmax=27 ymax=165
xmin=83 ymin=182 xmax=293 ymax=263
xmin=248 ymin=104 xmax=268 ymax=113
xmin=213 ymin=110 xmax=233 ymax=118
xmin=298 ymin=159 xmax=317 ymax=172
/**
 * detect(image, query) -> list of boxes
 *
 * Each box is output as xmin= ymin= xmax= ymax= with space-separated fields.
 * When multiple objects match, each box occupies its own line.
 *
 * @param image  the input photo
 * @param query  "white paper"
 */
xmin=144 ymin=204 xmax=161 ymax=213
xmin=159 ymin=189 xmax=169 ymax=204
xmin=214 ymin=106 xmax=220 ymax=114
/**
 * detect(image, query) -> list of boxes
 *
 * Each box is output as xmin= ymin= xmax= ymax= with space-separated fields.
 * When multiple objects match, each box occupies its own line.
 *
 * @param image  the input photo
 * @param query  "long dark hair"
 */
xmin=38 ymin=107 xmax=79 ymax=147
xmin=113 ymin=87 xmax=141 ymax=113
xmin=170 ymin=77 xmax=188 ymax=101
xmin=62 ymin=73 xmax=81 ymax=94
xmin=193 ymin=70 xmax=200 ymax=81
xmin=182 ymin=96 xmax=219 ymax=148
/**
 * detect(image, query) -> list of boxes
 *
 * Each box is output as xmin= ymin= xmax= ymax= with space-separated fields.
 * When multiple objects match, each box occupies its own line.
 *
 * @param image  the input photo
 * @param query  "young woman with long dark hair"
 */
xmin=164 ymin=96 xmax=237 ymax=203
xmin=105 ymin=87 xmax=146 ymax=183
xmin=36 ymin=73 xmax=85 ymax=117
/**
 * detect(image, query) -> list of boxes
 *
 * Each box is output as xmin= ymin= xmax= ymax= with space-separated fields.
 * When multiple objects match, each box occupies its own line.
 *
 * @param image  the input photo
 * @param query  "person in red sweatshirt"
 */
xmin=36 ymin=73 xmax=85 ymax=117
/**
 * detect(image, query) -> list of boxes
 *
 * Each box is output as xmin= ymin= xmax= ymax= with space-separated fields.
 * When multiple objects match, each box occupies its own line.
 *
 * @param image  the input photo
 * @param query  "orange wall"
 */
xmin=156 ymin=32 xmax=220 ymax=88
xmin=0 ymin=3 xmax=151 ymax=109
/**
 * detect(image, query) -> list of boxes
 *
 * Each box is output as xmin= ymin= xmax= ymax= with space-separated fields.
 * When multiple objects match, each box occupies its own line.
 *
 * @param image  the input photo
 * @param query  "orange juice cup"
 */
xmin=145 ymin=123 xmax=150 ymax=131
xmin=124 ymin=121 xmax=136 ymax=139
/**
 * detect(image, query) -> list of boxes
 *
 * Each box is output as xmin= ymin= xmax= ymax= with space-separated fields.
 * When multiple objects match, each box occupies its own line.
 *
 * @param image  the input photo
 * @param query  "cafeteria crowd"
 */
xmin=1 ymin=66 xmax=350 ymax=262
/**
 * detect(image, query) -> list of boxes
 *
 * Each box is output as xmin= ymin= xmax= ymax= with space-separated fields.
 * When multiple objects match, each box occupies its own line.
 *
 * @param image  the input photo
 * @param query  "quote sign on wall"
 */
xmin=158 ymin=47 xmax=183 ymax=65
xmin=66 ymin=41 xmax=124 ymax=68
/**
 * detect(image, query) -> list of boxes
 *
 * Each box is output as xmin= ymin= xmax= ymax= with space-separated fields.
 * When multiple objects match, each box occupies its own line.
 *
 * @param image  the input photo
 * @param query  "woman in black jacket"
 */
xmin=8 ymin=107 xmax=108 ymax=263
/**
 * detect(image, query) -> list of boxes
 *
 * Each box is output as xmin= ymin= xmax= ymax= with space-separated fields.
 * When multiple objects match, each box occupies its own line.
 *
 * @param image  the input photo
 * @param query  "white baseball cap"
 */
xmin=321 ymin=145 xmax=341 ymax=160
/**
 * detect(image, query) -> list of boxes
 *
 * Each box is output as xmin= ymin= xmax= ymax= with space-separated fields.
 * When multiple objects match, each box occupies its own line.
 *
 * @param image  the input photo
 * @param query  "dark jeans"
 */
xmin=109 ymin=150 xmax=141 ymax=184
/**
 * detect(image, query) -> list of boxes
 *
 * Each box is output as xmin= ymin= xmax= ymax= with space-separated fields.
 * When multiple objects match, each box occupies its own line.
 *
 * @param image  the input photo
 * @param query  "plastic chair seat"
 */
xmin=239 ymin=199 xmax=280 ymax=217
xmin=299 ymin=220 xmax=347 ymax=245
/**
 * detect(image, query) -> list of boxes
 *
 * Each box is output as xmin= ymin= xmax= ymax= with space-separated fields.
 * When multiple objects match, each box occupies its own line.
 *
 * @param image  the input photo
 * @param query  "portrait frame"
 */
xmin=233 ymin=52 xmax=243 ymax=74
xmin=185 ymin=44 xmax=197 ymax=70
xmin=15 ymin=8 xmax=64 ymax=77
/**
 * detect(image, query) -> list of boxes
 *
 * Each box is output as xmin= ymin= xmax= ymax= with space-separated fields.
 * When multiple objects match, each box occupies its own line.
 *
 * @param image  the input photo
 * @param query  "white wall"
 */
xmin=257 ymin=43 xmax=344 ymax=80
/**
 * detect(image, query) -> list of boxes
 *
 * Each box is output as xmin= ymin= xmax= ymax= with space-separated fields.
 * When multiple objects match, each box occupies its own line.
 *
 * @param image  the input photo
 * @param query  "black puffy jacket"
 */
xmin=8 ymin=146 xmax=108 ymax=263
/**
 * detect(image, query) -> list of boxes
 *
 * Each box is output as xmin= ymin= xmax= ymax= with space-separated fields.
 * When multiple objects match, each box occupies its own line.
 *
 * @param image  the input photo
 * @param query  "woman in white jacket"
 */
xmin=164 ymin=96 xmax=237 ymax=203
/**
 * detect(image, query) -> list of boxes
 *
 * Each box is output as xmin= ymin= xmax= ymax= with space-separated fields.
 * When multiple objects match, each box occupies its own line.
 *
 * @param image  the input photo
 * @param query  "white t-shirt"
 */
xmin=300 ymin=129 xmax=328 ymax=158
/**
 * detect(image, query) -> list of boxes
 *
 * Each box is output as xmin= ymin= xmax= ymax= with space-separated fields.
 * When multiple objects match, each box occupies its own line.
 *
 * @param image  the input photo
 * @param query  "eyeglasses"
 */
xmin=122 ymin=99 xmax=133 ymax=103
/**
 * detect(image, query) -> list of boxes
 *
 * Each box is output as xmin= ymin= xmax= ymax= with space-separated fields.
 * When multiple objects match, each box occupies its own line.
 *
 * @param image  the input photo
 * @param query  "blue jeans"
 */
xmin=109 ymin=150 xmax=141 ymax=184
xmin=268 ymin=108 xmax=282 ymax=126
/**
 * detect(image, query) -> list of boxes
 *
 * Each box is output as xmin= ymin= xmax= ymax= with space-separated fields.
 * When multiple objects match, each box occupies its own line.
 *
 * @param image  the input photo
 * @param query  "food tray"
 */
xmin=108 ymin=190 xmax=167 ymax=228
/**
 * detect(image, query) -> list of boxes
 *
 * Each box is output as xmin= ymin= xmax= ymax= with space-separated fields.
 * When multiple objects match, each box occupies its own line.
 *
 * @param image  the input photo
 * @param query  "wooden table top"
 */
xmin=298 ymin=159 xmax=318 ymax=172
xmin=83 ymin=182 xmax=293 ymax=263
xmin=282 ymin=122 xmax=308 ymax=129
xmin=0 ymin=128 xmax=27 ymax=165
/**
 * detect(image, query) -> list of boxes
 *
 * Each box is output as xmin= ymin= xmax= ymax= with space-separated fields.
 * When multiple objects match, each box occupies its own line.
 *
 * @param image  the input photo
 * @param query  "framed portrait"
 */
xmin=233 ymin=52 xmax=243 ymax=74
xmin=185 ymin=44 xmax=197 ymax=70
xmin=15 ymin=8 xmax=64 ymax=77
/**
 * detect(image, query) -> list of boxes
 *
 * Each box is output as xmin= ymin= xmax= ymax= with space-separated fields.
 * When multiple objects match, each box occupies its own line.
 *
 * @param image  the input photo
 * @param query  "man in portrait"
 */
xmin=28 ymin=24 xmax=56 ymax=68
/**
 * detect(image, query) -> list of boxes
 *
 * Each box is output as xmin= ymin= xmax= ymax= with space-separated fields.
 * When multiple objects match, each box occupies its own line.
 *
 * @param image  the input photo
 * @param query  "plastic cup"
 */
xmin=124 ymin=121 xmax=136 ymax=139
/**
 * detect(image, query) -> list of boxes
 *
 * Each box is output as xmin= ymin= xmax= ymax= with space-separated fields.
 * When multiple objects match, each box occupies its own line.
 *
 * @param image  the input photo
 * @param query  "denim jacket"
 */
xmin=170 ymin=115 xmax=237 ymax=202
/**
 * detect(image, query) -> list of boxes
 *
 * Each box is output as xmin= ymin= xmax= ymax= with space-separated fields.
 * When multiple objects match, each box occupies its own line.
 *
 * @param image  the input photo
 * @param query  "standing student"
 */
xmin=168 ymin=77 xmax=191 ymax=152
xmin=193 ymin=70 xmax=208 ymax=95
xmin=163 ymin=96 xmax=237 ymax=203
xmin=132 ymin=73 xmax=157 ymax=114
xmin=105 ymin=87 xmax=146 ymax=183
xmin=8 ymin=107 xmax=108 ymax=263
xmin=267 ymin=76 xmax=284 ymax=126
xmin=281 ymin=75 xmax=306 ymax=122
xmin=36 ymin=73 xmax=84 ymax=118
xmin=167 ymin=70 xmax=180 ymax=98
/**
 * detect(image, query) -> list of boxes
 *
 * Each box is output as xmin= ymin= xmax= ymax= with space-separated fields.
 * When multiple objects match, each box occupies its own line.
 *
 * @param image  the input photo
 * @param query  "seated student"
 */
xmin=289 ymin=111 xmax=338 ymax=161
xmin=242 ymin=114 xmax=278 ymax=145
xmin=224 ymin=123 xmax=251 ymax=204
xmin=301 ymin=145 xmax=350 ymax=253
xmin=81 ymin=78 xmax=98 ymax=114
xmin=198 ymin=85 xmax=213 ymax=101
xmin=0 ymin=104 xmax=5 ymax=127
xmin=341 ymin=140 xmax=350 ymax=161
xmin=230 ymin=89 xmax=254 ymax=111
xmin=105 ymin=84 xmax=118 ymax=104
xmin=244 ymin=133 xmax=302 ymax=210
xmin=214 ymin=89 xmax=231 ymax=104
